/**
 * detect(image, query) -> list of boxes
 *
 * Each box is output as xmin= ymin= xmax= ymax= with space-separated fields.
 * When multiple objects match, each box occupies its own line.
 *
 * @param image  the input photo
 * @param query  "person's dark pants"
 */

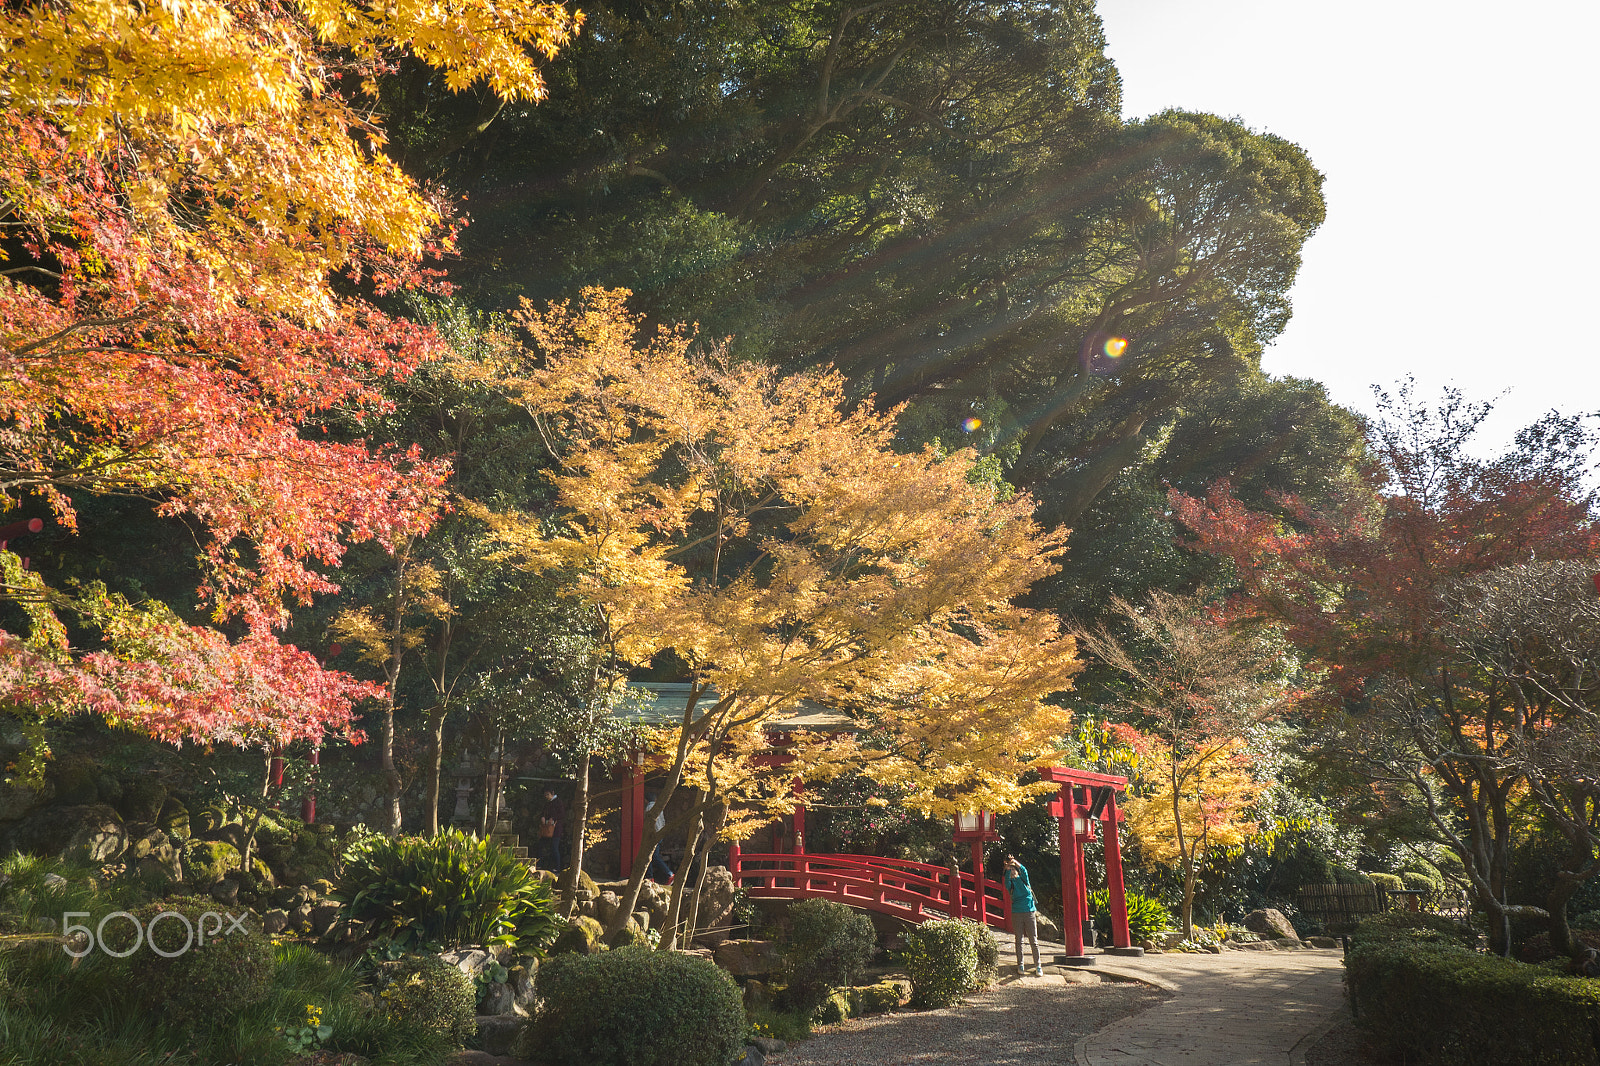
xmin=649 ymin=845 xmax=673 ymax=882
xmin=540 ymin=835 xmax=562 ymax=872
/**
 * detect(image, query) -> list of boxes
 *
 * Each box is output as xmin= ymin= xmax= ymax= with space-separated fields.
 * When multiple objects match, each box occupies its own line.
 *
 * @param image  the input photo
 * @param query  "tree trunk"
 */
xmin=661 ymin=809 xmax=706 ymax=951
xmin=557 ymin=751 xmax=593 ymax=918
xmin=424 ymin=711 xmax=447 ymax=836
xmin=682 ymin=804 xmax=726 ymax=944
xmin=1170 ymin=757 xmax=1195 ymax=939
xmin=1180 ymin=859 xmax=1199 ymax=941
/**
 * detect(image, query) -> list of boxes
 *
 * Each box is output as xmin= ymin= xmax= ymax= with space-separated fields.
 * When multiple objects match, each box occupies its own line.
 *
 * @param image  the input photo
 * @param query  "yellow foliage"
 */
xmin=1122 ymin=738 xmax=1266 ymax=866
xmin=483 ymin=289 xmax=1081 ymax=832
xmin=0 ymin=0 xmax=582 ymax=319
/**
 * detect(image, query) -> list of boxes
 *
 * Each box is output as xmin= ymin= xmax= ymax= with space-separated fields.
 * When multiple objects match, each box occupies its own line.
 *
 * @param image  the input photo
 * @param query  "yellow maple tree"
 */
xmin=1074 ymin=592 xmax=1298 ymax=937
xmin=481 ymin=288 xmax=1081 ymax=942
xmin=1121 ymin=736 xmax=1266 ymax=931
xmin=1 ymin=0 xmax=581 ymax=320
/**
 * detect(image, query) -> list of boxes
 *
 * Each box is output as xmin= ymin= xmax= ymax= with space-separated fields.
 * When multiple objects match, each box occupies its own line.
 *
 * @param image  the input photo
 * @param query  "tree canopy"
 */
xmin=0 ymin=0 xmax=579 ymax=754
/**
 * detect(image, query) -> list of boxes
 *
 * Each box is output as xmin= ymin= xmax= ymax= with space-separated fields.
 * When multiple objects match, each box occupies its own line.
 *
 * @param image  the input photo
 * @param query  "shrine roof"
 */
xmin=620 ymin=682 xmax=857 ymax=732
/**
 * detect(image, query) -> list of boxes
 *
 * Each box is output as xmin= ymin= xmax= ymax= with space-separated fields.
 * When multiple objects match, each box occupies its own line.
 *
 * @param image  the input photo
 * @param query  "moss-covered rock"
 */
xmin=607 ymin=917 xmax=647 ymax=949
xmin=812 ymin=988 xmax=851 ymax=1024
xmin=114 ymin=776 xmax=167 ymax=823
xmin=10 ymin=803 xmax=128 ymax=864
xmin=549 ymin=915 xmax=609 ymax=956
xmin=181 ymin=838 xmax=241 ymax=883
xmin=156 ymin=796 xmax=190 ymax=842
xmin=257 ymin=824 xmax=337 ymax=885
xmin=848 ymin=982 xmax=903 ymax=1015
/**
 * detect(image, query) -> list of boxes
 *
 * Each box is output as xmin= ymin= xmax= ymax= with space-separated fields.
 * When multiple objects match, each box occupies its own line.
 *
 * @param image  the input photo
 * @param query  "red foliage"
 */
xmin=1170 ymin=462 xmax=1599 ymax=693
xmin=0 ymin=120 xmax=446 ymax=745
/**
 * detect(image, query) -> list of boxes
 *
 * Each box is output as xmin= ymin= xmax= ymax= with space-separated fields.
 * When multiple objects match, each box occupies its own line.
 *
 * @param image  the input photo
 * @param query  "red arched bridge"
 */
xmin=621 ymin=761 xmax=1135 ymax=955
xmin=728 ymin=849 xmax=1017 ymax=931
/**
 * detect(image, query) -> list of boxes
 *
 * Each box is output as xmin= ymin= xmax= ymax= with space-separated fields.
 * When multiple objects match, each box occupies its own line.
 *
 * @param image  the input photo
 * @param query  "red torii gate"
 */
xmin=1044 ymin=766 xmax=1139 ymax=959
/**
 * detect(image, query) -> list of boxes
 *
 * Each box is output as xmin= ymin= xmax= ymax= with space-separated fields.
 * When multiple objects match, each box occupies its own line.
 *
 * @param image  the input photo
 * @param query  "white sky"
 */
xmin=1096 ymin=0 xmax=1600 ymax=454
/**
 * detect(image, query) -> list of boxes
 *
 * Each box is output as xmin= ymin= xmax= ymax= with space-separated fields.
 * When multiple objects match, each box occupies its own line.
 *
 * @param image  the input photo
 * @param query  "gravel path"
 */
xmin=769 ymin=976 xmax=1168 ymax=1066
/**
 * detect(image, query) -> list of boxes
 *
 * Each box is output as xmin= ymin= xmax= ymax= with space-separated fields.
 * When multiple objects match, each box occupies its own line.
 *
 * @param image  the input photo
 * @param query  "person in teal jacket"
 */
xmin=1004 ymin=854 xmax=1043 ymax=976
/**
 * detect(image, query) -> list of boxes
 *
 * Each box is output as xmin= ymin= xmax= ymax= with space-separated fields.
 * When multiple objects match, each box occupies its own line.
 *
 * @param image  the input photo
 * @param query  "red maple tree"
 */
xmin=0 ymin=0 xmax=579 ymax=756
xmin=1170 ymin=383 xmax=1600 ymax=952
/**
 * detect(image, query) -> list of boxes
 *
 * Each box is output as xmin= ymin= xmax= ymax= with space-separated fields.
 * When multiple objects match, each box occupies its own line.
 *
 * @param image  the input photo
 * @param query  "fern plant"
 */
xmin=334 ymin=829 xmax=560 ymax=951
xmin=1088 ymin=888 xmax=1174 ymax=943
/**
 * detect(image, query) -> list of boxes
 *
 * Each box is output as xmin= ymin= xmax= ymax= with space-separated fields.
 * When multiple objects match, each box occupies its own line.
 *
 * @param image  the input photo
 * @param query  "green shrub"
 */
xmin=335 ymin=828 xmax=560 ymax=950
xmin=782 ymin=899 xmax=877 ymax=1013
xmin=1346 ymin=912 xmax=1600 ymax=1065
xmin=105 ymin=896 xmax=275 ymax=1028
xmin=848 ymin=981 xmax=904 ymax=1015
xmin=1574 ymin=911 xmax=1600 ymax=931
xmin=374 ymin=955 xmax=476 ymax=1046
xmin=0 ymin=900 xmax=454 ymax=1066
xmin=1330 ymin=866 xmax=1372 ymax=885
xmin=898 ymin=920 xmax=978 ymax=1008
xmin=1400 ymin=869 xmax=1445 ymax=903
xmin=520 ymin=946 xmax=744 ymax=1066
xmin=959 ymin=919 xmax=998 ymax=988
xmin=1089 ymin=889 xmax=1173 ymax=943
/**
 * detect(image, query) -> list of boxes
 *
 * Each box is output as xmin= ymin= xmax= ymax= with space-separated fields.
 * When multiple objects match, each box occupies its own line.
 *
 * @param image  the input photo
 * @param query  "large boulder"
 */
xmin=114 ymin=777 xmax=166 ymax=823
xmin=11 ymin=803 xmax=129 ymax=864
xmin=713 ymin=939 xmax=781 ymax=977
xmin=438 ymin=947 xmax=495 ymax=982
xmin=593 ymin=890 xmax=624 ymax=927
xmin=0 ymin=777 xmax=49 ymax=823
xmin=639 ymin=879 xmax=671 ymax=925
xmin=182 ymin=838 xmax=242 ymax=884
xmin=507 ymin=959 xmax=537 ymax=1014
xmin=692 ymin=865 xmax=738 ymax=947
xmin=548 ymin=916 xmax=608 ymax=956
xmin=1243 ymin=908 xmax=1299 ymax=942
xmin=129 ymin=825 xmax=182 ymax=882
xmin=479 ymin=981 xmax=515 ymax=1015
xmin=156 ymin=797 xmax=190 ymax=842
xmin=606 ymin=916 xmax=647 ymax=949
xmin=476 ymin=1014 xmax=522 ymax=1056
xmin=308 ymin=902 xmax=340 ymax=937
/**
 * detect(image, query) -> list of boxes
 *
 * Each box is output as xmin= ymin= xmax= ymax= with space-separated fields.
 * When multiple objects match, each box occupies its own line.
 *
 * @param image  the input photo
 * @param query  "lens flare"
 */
xmin=1104 ymin=336 xmax=1128 ymax=359
xmin=962 ymin=417 xmax=982 ymax=433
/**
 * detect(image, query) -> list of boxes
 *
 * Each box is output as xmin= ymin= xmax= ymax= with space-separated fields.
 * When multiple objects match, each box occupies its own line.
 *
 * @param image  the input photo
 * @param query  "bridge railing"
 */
xmin=731 ymin=851 xmax=1013 ymax=933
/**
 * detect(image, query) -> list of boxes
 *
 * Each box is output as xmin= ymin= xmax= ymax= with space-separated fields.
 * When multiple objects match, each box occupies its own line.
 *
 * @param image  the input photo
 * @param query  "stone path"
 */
xmin=1064 ymin=947 xmax=1347 ymax=1066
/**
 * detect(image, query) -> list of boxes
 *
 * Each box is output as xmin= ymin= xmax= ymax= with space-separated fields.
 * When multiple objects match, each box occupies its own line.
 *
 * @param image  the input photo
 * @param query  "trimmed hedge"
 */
xmin=1347 ymin=912 xmax=1600 ymax=1065
xmin=782 ymin=899 xmax=877 ymax=1014
xmin=104 ymin=896 xmax=275 ymax=1028
xmin=374 ymin=955 xmax=477 ymax=1045
xmin=898 ymin=920 xmax=979 ymax=1008
xmin=520 ymin=946 xmax=744 ymax=1066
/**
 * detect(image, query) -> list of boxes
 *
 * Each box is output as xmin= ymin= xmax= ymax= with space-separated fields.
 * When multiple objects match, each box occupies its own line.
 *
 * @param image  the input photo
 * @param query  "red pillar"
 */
xmin=970 ymin=840 xmax=987 ymax=924
xmin=619 ymin=758 xmax=645 ymax=878
xmin=1103 ymin=793 xmax=1131 ymax=948
xmin=1058 ymin=784 xmax=1085 ymax=956
xmin=1078 ymin=792 xmax=1091 ymax=931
